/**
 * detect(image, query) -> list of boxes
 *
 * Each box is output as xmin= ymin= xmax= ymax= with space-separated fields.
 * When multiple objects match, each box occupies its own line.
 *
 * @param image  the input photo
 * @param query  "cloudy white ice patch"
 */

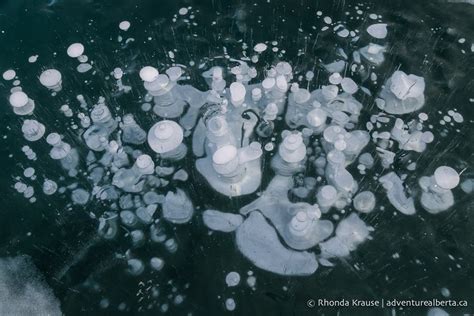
xmin=0 ymin=256 xmax=61 ymax=316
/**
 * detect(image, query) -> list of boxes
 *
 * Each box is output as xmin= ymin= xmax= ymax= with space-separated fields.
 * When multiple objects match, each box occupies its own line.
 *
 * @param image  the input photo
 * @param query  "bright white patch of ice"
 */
xmin=225 ymin=271 xmax=241 ymax=287
xmin=139 ymin=66 xmax=159 ymax=82
xmin=353 ymin=191 xmax=376 ymax=213
xmin=67 ymin=43 xmax=84 ymax=58
xmin=341 ymin=77 xmax=358 ymax=94
xmin=162 ymin=189 xmax=194 ymax=224
xmin=379 ymin=172 xmax=416 ymax=215
xmin=39 ymin=69 xmax=62 ymax=89
xmin=434 ymin=166 xmax=460 ymax=190
xmin=147 ymin=120 xmax=183 ymax=154
xmin=119 ymin=21 xmax=131 ymax=31
xmin=366 ymin=23 xmax=388 ymax=39
xmin=203 ymin=210 xmax=243 ymax=232
xmin=254 ymin=43 xmax=267 ymax=53
xmin=2 ymin=69 xmax=15 ymax=80
xmin=236 ymin=211 xmax=318 ymax=276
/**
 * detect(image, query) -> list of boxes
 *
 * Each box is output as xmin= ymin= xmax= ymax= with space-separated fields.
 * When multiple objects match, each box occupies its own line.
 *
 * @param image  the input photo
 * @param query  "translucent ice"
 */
xmin=236 ymin=211 xmax=318 ymax=276
xmin=240 ymin=175 xmax=334 ymax=250
xmin=9 ymin=91 xmax=35 ymax=115
xmin=419 ymin=166 xmax=459 ymax=213
xmin=319 ymin=213 xmax=372 ymax=258
xmin=353 ymin=191 xmax=376 ymax=213
xmin=22 ymin=120 xmax=45 ymax=141
xmin=379 ymin=172 xmax=416 ymax=215
xmin=162 ymin=189 xmax=194 ymax=224
xmin=67 ymin=43 xmax=84 ymax=58
xmin=366 ymin=23 xmax=388 ymax=39
xmin=39 ymin=69 xmax=62 ymax=92
xmin=378 ymin=71 xmax=425 ymax=114
xmin=203 ymin=210 xmax=243 ymax=232
xmin=225 ymin=271 xmax=241 ymax=287
xmin=196 ymin=142 xmax=263 ymax=197
xmin=148 ymin=120 xmax=184 ymax=155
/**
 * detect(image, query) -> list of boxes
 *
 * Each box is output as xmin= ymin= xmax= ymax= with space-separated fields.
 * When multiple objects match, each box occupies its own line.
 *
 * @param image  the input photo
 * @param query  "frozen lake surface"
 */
xmin=0 ymin=0 xmax=473 ymax=315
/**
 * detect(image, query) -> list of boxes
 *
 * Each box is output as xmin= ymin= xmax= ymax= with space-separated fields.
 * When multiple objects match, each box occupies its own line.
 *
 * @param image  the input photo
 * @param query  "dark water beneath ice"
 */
xmin=0 ymin=0 xmax=473 ymax=315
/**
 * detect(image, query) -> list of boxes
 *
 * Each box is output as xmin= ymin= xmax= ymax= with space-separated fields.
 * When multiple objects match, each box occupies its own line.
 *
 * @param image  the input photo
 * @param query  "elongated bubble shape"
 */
xmin=230 ymin=82 xmax=246 ymax=106
xmin=203 ymin=210 xmax=243 ymax=232
xmin=254 ymin=43 xmax=267 ymax=53
xmin=67 ymin=43 xmax=84 ymax=58
xmin=379 ymin=172 xmax=416 ymax=215
xmin=236 ymin=211 xmax=318 ymax=276
xmin=147 ymin=120 xmax=183 ymax=154
xmin=341 ymin=77 xmax=358 ymax=94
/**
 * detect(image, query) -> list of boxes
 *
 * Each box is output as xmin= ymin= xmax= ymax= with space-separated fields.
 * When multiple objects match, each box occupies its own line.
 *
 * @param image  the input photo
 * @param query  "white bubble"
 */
xmin=434 ymin=166 xmax=460 ymax=190
xmin=139 ymin=66 xmax=159 ymax=82
xmin=254 ymin=43 xmax=267 ymax=53
xmin=225 ymin=271 xmax=241 ymax=287
xmin=119 ymin=20 xmax=131 ymax=31
xmin=2 ymin=69 xmax=15 ymax=81
xmin=67 ymin=43 xmax=84 ymax=58
xmin=367 ymin=23 xmax=388 ymax=39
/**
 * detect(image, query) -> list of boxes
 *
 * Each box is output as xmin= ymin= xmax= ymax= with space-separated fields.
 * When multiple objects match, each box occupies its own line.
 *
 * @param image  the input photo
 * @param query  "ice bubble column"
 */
xmin=120 ymin=114 xmax=146 ymax=145
xmin=205 ymin=115 xmax=237 ymax=155
xmin=162 ymin=188 xmax=194 ymax=224
xmin=22 ymin=120 xmax=45 ymax=141
xmin=9 ymin=91 xmax=35 ymax=115
xmin=46 ymin=133 xmax=79 ymax=176
xmin=141 ymin=68 xmax=186 ymax=118
xmin=83 ymin=103 xmax=117 ymax=151
xmin=378 ymin=70 xmax=425 ymax=114
xmin=325 ymin=150 xmax=358 ymax=205
xmin=271 ymin=132 xmax=307 ymax=176
xmin=196 ymin=142 xmax=263 ymax=197
xmin=39 ymin=69 xmax=62 ymax=92
xmin=419 ymin=166 xmax=459 ymax=214
xmin=147 ymin=120 xmax=186 ymax=160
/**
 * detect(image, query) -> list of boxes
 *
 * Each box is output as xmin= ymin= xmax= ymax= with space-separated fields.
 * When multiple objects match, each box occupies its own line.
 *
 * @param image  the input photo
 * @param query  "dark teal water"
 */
xmin=0 ymin=0 xmax=473 ymax=315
